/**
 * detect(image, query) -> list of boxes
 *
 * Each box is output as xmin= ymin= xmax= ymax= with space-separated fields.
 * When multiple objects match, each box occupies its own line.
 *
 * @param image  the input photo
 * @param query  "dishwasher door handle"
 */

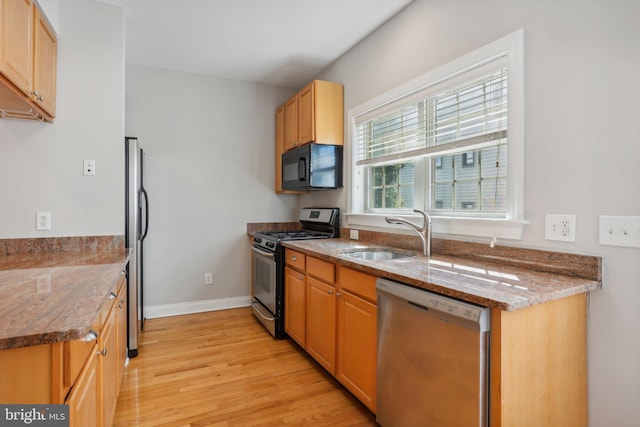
xmin=408 ymin=301 xmax=430 ymax=312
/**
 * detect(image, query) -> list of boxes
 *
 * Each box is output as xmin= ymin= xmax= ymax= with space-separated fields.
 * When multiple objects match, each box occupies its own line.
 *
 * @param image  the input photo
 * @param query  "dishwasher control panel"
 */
xmin=377 ymin=278 xmax=491 ymax=332
xmin=425 ymin=294 xmax=483 ymax=322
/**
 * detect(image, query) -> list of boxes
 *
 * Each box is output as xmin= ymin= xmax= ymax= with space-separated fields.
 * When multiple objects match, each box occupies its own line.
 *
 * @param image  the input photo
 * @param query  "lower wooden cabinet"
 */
xmin=284 ymin=249 xmax=378 ymax=413
xmin=336 ymin=288 xmax=377 ymax=412
xmin=66 ymin=349 xmax=99 ymax=427
xmin=306 ymin=276 xmax=336 ymax=373
xmin=284 ymin=248 xmax=590 ymax=423
xmin=99 ymin=299 xmax=119 ymax=427
xmin=116 ymin=280 xmax=128 ymax=391
xmin=336 ymin=267 xmax=377 ymax=413
xmin=284 ymin=265 xmax=306 ymax=346
xmin=0 ymin=274 xmax=128 ymax=427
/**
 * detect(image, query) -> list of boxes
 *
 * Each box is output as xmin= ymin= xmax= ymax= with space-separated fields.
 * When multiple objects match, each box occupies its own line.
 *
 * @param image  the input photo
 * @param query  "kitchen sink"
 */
xmin=343 ymin=248 xmax=414 ymax=261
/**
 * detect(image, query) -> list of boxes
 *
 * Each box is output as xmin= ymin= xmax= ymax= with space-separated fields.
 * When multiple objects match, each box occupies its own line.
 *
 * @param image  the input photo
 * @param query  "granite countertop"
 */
xmin=281 ymin=238 xmax=602 ymax=311
xmin=0 ymin=237 xmax=131 ymax=350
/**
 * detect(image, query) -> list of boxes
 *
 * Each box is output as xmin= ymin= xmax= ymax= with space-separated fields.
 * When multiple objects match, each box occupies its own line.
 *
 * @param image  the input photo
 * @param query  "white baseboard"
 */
xmin=144 ymin=296 xmax=252 ymax=319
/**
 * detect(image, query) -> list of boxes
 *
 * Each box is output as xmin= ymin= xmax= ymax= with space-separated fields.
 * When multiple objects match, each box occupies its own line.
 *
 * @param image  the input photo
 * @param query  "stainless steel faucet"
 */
xmin=385 ymin=209 xmax=432 ymax=256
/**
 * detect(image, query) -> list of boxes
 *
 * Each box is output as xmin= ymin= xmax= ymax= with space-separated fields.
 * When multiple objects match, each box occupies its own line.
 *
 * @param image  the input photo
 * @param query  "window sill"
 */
xmin=344 ymin=213 xmax=529 ymax=240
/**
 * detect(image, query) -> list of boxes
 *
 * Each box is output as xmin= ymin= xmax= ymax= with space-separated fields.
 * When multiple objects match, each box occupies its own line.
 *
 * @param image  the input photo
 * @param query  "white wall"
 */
xmin=0 ymin=0 xmax=124 ymax=238
xmin=125 ymin=65 xmax=297 ymax=307
xmin=301 ymin=0 xmax=640 ymax=425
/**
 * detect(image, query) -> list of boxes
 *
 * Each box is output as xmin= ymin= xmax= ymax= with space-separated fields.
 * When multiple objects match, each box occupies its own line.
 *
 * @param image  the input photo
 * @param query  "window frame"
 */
xmin=346 ymin=29 xmax=528 ymax=240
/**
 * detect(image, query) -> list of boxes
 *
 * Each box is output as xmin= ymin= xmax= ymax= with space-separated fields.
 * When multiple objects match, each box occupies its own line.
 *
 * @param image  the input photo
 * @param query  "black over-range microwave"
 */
xmin=282 ymin=143 xmax=343 ymax=191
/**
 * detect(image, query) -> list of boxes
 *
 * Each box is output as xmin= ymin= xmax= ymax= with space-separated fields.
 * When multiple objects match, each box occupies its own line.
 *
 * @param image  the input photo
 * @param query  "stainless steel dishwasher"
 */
xmin=376 ymin=278 xmax=491 ymax=427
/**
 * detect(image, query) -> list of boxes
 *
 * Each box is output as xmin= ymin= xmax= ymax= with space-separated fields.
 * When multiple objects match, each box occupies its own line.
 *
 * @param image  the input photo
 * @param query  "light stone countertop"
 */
xmin=281 ymin=238 xmax=602 ymax=311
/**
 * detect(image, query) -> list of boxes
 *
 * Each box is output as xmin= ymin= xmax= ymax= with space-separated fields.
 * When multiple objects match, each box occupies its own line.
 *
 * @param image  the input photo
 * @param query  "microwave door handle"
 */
xmin=298 ymin=158 xmax=306 ymax=181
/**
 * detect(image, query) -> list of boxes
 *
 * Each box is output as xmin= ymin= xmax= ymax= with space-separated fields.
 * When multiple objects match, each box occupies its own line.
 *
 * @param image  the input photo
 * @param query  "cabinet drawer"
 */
xmin=307 ymin=256 xmax=335 ymax=283
xmin=338 ymin=267 xmax=377 ymax=303
xmin=285 ymin=248 xmax=306 ymax=271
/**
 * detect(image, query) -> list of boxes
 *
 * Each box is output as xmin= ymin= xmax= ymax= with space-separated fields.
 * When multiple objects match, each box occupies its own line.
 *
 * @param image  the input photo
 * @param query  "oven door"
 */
xmin=251 ymin=246 xmax=277 ymax=315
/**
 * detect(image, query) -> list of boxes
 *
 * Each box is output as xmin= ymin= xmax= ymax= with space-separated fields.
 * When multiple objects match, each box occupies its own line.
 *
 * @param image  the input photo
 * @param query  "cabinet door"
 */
xmin=66 ymin=350 xmax=98 ymax=427
xmin=116 ymin=278 xmax=128 ymax=391
xmin=284 ymin=266 xmax=306 ymax=346
xmin=284 ymin=95 xmax=298 ymax=151
xmin=275 ymin=104 xmax=286 ymax=192
xmin=32 ymin=2 xmax=56 ymax=116
xmin=0 ymin=0 xmax=33 ymax=96
xmin=298 ymin=81 xmax=315 ymax=145
xmin=99 ymin=305 xmax=118 ymax=427
xmin=337 ymin=290 xmax=377 ymax=412
xmin=306 ymin=276 xmax=336 ymax=374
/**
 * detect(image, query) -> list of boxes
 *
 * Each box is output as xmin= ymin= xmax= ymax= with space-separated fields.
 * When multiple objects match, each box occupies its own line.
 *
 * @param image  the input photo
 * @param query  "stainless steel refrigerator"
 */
xmin=125 ymin=136 xmax=149 ymax=358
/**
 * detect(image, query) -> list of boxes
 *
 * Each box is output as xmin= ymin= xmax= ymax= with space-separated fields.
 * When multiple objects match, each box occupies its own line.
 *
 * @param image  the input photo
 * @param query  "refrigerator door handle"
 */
xmin=140 ymin=187 xmax=149 ymax=240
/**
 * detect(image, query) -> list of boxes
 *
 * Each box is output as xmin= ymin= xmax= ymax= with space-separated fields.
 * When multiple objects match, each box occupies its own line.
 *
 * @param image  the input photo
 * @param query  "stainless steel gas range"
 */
xmin=251 ymin=208 xmax=340 ymax=338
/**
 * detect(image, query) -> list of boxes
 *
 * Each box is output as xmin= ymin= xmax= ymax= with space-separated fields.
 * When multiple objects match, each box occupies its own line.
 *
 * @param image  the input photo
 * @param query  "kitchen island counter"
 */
xmin=281 ymin=238 xmax=601 ymax=311
xmin=0 ymin=236 xmax=131 ymax=350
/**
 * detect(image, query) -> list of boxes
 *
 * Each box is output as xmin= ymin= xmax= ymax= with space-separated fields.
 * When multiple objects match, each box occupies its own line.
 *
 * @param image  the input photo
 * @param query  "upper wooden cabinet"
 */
xmin=0 ymin=0 xmax=33 ymax=96
xmin=281 ymin=79 xmax=344 ymax=152
xmin=275 ymin=105 xmax=303 ymax=194
xmin=0 ymin=0 xmax=57 ymax=121
xmin=32 ymin=2 xmax=56 ymax=116
xmin=283 ymin=95 xmax=299 ymax=151
xmin=276 ymin=80 xmax=343 ymax=193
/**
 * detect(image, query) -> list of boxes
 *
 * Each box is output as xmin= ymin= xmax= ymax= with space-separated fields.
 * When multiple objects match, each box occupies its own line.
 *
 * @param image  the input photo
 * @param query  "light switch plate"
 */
xmin=599 ymin=215 xmax=640 ymax=248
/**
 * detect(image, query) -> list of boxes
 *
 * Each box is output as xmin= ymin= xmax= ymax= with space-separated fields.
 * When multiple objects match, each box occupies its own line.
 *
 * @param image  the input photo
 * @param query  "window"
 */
xmin=347 ymin=30 xmax=525 ymax=239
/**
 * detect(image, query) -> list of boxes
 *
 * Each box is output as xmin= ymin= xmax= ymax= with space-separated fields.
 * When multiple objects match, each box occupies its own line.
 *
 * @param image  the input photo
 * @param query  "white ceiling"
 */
xmin=99 ymin=0 xmax=413 ymax=88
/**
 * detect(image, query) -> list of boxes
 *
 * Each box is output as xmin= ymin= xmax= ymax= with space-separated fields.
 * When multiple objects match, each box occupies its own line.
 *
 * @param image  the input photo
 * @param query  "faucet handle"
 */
xmin=413 ymin=209 xmax=431 ymax=227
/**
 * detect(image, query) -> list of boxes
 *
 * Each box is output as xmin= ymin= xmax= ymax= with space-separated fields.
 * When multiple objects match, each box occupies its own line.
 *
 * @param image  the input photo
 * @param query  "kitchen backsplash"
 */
xmin=0 ymin=235 xmax=125 ymax=255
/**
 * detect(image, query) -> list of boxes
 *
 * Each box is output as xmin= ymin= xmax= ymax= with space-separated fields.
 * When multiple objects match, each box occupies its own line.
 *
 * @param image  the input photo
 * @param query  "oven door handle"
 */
xmin=252 ymin=301 xmax=276 ymax=321
xmin=251 ymin=246 xmax=276 ymax=258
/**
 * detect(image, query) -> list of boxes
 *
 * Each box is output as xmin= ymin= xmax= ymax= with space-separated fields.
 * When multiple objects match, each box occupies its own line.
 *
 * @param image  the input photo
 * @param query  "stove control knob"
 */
xmin=253 ymin=237 xmax=262 ymax=244
xmin=266 ymin=241 xmax=275 ymax=248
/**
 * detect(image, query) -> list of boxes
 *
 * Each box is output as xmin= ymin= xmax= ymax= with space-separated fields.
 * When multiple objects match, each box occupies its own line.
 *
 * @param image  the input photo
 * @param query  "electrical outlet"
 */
xmin=204 ymin=272 xmax=213 ymax=285
xmin=349 ymin=229 xmax=359 ymax=240
xmin=599 ymin=215 xmax=640 ymax=248
xmin=84 ymin=159 xmax=96 ymax=176
xmin=545 ymin=214 xmax=576 ymax=242
xmin=36 ymin=211 xmax=52 ymax=230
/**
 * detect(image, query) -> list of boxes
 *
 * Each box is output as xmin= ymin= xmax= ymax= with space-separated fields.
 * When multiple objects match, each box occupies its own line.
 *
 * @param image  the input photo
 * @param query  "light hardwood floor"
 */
xmin=113 ymin=307 xmax=377 ymax=426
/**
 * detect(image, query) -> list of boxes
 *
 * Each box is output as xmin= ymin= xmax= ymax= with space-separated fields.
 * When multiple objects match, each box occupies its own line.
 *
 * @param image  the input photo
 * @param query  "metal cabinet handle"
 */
xmin=118 ymin=301 xmax=124 ymax=309
xmin=82 ymin=330 xmax=98 ymax=342
xmin=97 ymin=348 xmax=107 ymax=356
xmin=291 ymin=256 xmax=297 ymax=261
xmin=30 ymin=91 xmax=44 ymax=102
xmin=328 ymin=290 xmax=334 ymax=295
xmin=109 ymin=291 xmax=117 ymax=300
xmin=336 ymin=292 xmax=342 ymax=297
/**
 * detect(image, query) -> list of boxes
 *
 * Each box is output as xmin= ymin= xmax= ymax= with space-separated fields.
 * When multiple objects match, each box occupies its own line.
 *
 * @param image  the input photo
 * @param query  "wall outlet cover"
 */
xmin=545 ymin=214 xmax=576 ymax=242
xmin=36 ymin=211 xmax=52 ymax=231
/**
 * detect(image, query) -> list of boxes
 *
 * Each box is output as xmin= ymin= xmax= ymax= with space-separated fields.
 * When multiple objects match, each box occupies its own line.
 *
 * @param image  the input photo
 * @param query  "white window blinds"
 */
xmin=355 ymin=64 xmax=508 ymax=166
